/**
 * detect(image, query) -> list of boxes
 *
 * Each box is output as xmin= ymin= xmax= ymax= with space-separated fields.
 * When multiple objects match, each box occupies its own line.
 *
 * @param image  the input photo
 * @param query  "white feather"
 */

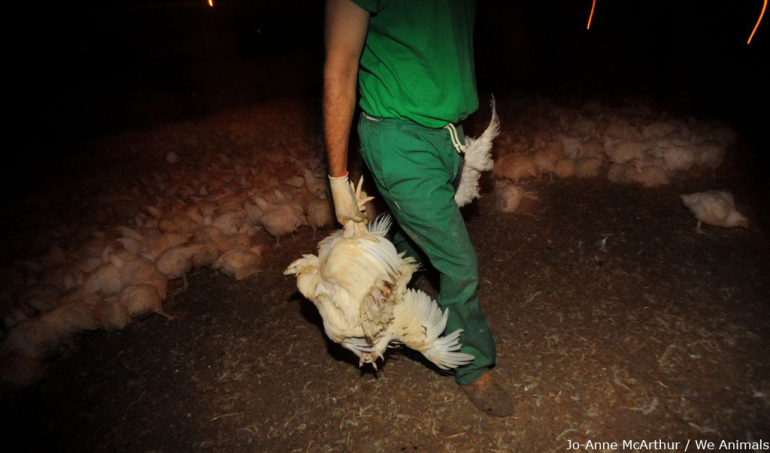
xmin=396 ymin=289 xmax=475 ymax=370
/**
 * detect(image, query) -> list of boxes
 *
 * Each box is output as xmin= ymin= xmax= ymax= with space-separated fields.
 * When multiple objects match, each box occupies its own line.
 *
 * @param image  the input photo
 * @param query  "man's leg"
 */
xmin=392 ymin=225 xmax=427 ymax=268
xmin=357 ymin=116 xmax=495 ymax=384
xmin=358 ymin=115 xmax=514 ymax=416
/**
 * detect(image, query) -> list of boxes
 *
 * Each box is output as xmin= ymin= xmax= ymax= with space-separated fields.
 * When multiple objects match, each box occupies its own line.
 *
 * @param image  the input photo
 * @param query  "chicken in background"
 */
xmin=695 ymin=141 xmax=727 ymax=171
xmin=495 ymin=181 xmax=525 ymax=213
xmin=494 ymin=180 xmax=538 ymax=213
xmin=253 ymin=195 xmax=307 ymax=246
xmin=681 ymin=190 xmax=749 ymax=233
xmin=303 ymin=168 xmax=329 ymax=197
xmin=553 ymin=157 xmax=576 ymax=179
xmin=575 ymin=157 xmax=603 ymax=179
xmin=532 ymin=147 xmax=559 ymax=180
xmin=306 ymin=197 xmax=334 ymax=239
xmin=631 ymin=162 xmax=669 ymax=188
xmin=212 ymin=245 xmax=265 ymax=281
xmin=494 ymin=153 xmax=538 ymax=183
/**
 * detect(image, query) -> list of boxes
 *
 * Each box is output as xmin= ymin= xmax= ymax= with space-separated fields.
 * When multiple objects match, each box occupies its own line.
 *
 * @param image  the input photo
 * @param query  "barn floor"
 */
xmin=1 ymin=102 xmax=769 ymax=452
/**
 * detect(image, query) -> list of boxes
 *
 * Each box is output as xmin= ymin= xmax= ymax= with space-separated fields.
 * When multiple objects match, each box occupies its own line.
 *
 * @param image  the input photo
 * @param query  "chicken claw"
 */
xmin=351 ymin=176 xmax=375 ymax=212
xmin=342 ymin=177 xmax=374 ymax=238
xmin=358 ymin=351 xmax=378 ymax=370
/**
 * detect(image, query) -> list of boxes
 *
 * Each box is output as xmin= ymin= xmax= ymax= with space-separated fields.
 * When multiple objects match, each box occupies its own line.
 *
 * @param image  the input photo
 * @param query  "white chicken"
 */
xmin=454 ymin=98 xmax=499 ymax=207
xmin=575 ymin=157 xmax=603 ymax=179
xmin=494 ymin=153 xmax=538 ymax=183
xmin=284 ymin=216 xmax=474 ymax=371
xmin=532 ymin=147 xmax=560 ymax=178
xmin=555 ymin=133 xmax=583 ymax=159
xmin=307 ymin=197 xmax=334 ymax=238
xmin=212 ymin=245 xmax=264 ymax=280
xmin=254 ymin=195 xmax=306 ymax=245
xmin=681 ymin=190 xmax=749 ymax=233
xmin=495 ymin=182 xmax=525 ymax=213
xmin=630 ymin=163 xmax=669 ymax=188
xmin=603 ymin=138 xmax=644 ymax=164
xmin=494 ymin=181 xmax=537 ymax=213
xmin=117 ymin=284 xmax=172 ymax=320
xmin=659 ymin=144 xmax=697 ymax=173
xmin=553 ymin=158 xmax=576 ymax=178
xmin=695 ymin=140 xmax=726 ymax=170
xmin=607 ymin=163 xmax=632 ymax=184
xmin=303 ymin=168 xmax=329 ymax=197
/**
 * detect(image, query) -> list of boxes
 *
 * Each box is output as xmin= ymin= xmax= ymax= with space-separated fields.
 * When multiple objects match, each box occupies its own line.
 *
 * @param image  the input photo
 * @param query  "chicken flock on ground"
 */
xmin=0 ymin=107 xmax=340 ymax=385
xmin=489 ymin=97 xmax=738 ymax=211
xmin=0 ymin=96 xmax=748 ymax=386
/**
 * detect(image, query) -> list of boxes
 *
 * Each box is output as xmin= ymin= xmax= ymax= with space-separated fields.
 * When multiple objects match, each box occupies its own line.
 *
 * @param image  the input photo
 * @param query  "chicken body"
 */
xmin=575 ymin=157 xmax=603 ymax=179
xmin=604 ymin=138 xmax=644 ymax=164
xmin=303 ymin=168 xmax=329 ymax=197
xmin=495 ymin=154 xmax=538 ymax=183
xmin=213 ymin=246 xmax=264 ymax=280
xmin=495 ymin=183 xmax=524 ymax=213
xmin=681 ymin=190 xmax=748 ymax=232
xmin=631 ymin=164 xmax=668 ymax=188
xmin=285 ymin=216 xmax=474 ymax=370
xmin=454 ymin=99 xmax=499 ymax=207
xmin=659 ymin=144 xmax=697 ymax=173
xmin=254 ymin=195 xmax=306 ymax=245
xmin=532 ymin=148 xmax=559 ymax=176
xmin=307 ymin=198 xmax=333 ymax=238
xmin=554 ymin=158 xmax=576 ymax=178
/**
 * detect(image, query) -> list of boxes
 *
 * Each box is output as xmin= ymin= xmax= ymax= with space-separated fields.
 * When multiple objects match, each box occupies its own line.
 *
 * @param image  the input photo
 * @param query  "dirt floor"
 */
xmin=1 ymin=103 xmax=769 ymax=452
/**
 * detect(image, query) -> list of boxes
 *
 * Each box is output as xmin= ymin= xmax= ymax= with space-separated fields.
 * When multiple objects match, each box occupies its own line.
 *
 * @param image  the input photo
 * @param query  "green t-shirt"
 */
xmin=352 ymin=0 xmax=478 ymax=128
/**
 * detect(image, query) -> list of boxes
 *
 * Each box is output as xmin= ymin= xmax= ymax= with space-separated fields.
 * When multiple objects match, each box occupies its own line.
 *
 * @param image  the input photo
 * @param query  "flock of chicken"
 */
xmin=0 ymin=98 xmax=748 ymax=386
xmin=489 ymin=98 xmax=742 ymax=220
xmin=0 ymin=138 xmax=339 ymax=384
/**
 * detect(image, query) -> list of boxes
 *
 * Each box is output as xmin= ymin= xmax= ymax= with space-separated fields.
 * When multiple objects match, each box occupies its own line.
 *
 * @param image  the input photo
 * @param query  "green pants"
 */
xmin=357 ymin=113 xmax=496 ymax=385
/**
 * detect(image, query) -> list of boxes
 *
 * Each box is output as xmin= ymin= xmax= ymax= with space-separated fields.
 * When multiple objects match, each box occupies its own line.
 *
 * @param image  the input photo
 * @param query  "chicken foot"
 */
xmin=156 ymin=308 xmax=175 ymax=321
xmin=358 ymin=351 xmax=379 ymax=370
xmin=169 ymin=274 xmax=189 ymax=297
xmin=357 ymin=337 xmax=389 ymax=370
xmin=695 ymin=220 xmax=708 ymax=235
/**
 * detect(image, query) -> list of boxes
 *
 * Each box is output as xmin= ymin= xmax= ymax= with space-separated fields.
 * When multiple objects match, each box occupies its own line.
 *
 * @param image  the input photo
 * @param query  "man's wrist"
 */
xmin=329 ymin=171 xmax=349 ymax=179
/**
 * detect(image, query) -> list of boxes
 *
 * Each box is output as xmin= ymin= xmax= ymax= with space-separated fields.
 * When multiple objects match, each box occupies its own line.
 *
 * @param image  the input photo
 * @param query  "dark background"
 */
xmin=7 ymin=0 xmax=769 ymax=190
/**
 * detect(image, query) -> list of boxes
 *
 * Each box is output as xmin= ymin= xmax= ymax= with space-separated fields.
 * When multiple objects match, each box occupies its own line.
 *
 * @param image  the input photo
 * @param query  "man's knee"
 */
xmin=451 ymin=249 xmax=478 ymax=280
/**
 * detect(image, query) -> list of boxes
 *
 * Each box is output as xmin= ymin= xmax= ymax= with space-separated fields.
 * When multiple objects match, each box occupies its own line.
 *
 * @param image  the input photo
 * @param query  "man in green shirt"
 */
xmin=324 ymin=0 xmax=514 ymax=417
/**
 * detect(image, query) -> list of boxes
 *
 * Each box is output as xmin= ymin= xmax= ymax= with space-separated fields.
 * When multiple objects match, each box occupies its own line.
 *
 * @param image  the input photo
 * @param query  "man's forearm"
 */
xmin=323 ymin=63 xmax=358 ymax=178
xmin=323 ymin=0 xmax=368 ymax=178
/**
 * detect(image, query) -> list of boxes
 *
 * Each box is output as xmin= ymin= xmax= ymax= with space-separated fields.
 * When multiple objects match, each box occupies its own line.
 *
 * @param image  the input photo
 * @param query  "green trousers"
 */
xmin=357 ymin=113 xmax=496 ymax=385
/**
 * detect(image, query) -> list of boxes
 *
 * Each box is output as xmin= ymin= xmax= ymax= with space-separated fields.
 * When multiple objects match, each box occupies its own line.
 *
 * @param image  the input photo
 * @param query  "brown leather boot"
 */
xmin=460 ymin=372 xmax=514 ymax=417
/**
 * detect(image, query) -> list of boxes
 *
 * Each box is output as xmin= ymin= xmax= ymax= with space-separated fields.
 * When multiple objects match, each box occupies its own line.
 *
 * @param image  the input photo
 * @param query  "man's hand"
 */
xmin=329 ymin=173 xmax=374 ymax=225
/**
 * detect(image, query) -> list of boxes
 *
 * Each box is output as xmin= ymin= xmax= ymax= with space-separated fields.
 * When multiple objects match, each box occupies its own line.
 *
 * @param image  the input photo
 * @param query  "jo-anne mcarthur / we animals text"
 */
xmin=566 ymin=439 xmax=770 ymax=450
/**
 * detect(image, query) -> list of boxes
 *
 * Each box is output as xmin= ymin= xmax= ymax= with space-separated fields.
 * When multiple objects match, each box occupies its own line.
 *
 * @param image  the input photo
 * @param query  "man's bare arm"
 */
xmin=324 ymin=0 xmax=369 ymax=178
